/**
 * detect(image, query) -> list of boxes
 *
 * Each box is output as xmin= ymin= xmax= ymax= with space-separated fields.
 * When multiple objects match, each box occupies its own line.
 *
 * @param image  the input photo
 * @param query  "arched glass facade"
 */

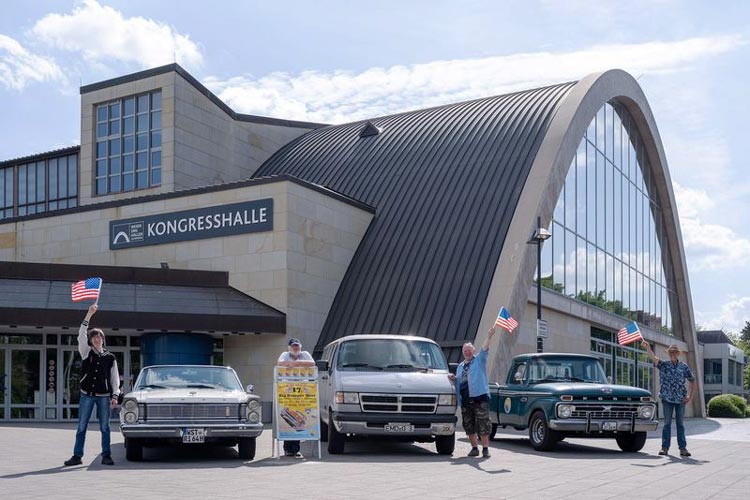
xmin=539 ymin=102 xmax=679 ymax=336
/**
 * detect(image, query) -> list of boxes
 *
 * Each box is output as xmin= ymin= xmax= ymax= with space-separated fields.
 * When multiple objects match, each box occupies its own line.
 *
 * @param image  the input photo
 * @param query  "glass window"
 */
xmin=93 ymin=89 xmax=163 ymax=195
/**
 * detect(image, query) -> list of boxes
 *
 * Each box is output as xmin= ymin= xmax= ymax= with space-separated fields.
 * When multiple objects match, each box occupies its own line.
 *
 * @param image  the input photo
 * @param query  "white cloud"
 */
xmin=204 ymin=35 xmax=745 ymax=123
xmin=697 ymin=296 xmax=750 ymax=333
xmin=0 ymin=33 xmax=64 ymax=90
xmin=31 ymin=0 xmax=202 ymax=70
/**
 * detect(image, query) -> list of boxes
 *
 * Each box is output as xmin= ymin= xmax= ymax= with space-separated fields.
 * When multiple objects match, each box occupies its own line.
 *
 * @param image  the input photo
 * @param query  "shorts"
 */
xmin=461 ymin=398 xmax=491 ymax=436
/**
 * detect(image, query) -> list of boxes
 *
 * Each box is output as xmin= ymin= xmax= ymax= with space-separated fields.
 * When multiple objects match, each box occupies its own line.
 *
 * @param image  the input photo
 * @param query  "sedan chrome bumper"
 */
xmin=121 ymin=422 xmax=263 ymax=439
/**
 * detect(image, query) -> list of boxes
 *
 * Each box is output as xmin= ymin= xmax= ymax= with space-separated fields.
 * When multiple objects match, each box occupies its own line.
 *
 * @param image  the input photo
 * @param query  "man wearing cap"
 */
xmin=277 ymin=338 xmax=314 ymax=458
xmin=642 ymin=340 xmax=697 ymax=457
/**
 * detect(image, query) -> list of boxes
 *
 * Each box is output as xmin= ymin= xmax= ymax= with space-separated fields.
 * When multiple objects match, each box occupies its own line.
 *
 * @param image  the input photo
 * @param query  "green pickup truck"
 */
xmin=489 ymin=353 xmax=658 ymax=452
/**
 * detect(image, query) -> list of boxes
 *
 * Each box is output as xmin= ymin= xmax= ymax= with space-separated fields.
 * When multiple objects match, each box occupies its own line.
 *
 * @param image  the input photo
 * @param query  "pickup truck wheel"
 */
xmin=125 ymin=437 xmax=143 ymax=461
xmin=528 ymin=411 xmax=558 ymax=451
xmin=489 ymin=424 xmax=498 ymax=440
xmin=320 ymin=417 xmax=329 ymax=442
xmin=435 ymin=433 xmax=455 ymax=455
xmin=615 ymin=432 xmax=647 ymax=452
xmin=327 ymin=411 xmax=345 ymax=454
xmin=238 ymin=437 xmax=256 ymax=460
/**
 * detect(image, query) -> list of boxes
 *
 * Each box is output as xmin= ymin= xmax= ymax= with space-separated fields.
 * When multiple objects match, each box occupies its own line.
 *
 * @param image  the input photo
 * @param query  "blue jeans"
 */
xmin=73 ymin=393 xmax=111 ymax=457
xmin=661 ymin=401 xmax=687 ymax=450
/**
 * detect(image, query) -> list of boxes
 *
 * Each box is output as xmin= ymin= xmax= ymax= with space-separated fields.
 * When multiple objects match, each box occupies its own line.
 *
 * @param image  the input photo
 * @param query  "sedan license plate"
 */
xmin=182 ymin=428 xmax=206 ymax=443
xmin=602 ymin=421 xmax=618 ymax=431
xmin=384 ymin=423 xmax=414 ymax=433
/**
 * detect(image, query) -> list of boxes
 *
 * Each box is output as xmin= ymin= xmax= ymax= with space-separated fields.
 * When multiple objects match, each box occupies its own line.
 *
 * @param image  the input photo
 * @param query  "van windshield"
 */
xmin=337 ymin=339 xmax=448 ymax=371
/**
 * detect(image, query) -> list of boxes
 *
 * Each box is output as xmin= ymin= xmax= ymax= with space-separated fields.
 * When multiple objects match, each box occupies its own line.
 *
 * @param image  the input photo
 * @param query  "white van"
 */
xmin=317 ymin=334 xmax=457 ymax=455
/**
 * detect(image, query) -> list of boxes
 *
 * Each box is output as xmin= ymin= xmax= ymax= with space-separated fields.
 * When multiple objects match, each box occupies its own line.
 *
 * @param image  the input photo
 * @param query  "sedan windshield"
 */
xmin=135 ymin=366 xmax=243 ymax=391
xmin=337 ymin=339 xmax=448 ymax=371
xmin=527 ymin=357 xmax=608 ymax=384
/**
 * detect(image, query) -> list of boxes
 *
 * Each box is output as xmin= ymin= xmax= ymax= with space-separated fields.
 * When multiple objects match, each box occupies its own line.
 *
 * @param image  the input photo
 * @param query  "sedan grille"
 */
xmin=145 ymin=403 xmax=241 ymax=421
xmin=360 ymin=394 xmax=437 ymax=413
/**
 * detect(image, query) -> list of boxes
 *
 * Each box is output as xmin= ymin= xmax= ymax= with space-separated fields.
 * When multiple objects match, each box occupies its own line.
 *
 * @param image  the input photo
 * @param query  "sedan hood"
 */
xmin=337 ymin=370 xmax=453 ymax=394
xmin=128 ymin=388 xmax=248 ymax=403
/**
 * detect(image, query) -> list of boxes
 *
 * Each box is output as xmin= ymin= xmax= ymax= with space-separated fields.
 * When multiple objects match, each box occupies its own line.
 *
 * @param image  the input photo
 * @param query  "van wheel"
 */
xmin=238 ymin=437 xmax=256 ymax=460
xmin=489 ymin=423 xmax=498 ymax=440
xmin=528 ymin=411 xmax=558 ymax=451
xmin=616 ymin=432 xmax=647 ymax=452
xmin=125 ymin=437 xmax=143 ymax=461
xmin=327 ymin=411 xmax=345 ymax=454
xmin=320 ymin=417 xmax=329 ymax=442
xmin=435 ymin=433 xmax=455 ymax=455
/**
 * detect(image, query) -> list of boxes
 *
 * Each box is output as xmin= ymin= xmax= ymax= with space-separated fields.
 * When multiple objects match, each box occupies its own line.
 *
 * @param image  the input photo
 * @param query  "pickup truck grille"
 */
xmin=570 ymin=404 xmax=642 ymax=419
xmin=144 ymin=403 xmax=241 ymax=421
xmin=360 ymin=394 xmax=437 ymax=413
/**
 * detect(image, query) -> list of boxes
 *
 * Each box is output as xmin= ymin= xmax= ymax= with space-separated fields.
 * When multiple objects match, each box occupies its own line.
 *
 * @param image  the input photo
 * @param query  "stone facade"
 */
xmin=0 ymin=180 xmax=373 ymax=408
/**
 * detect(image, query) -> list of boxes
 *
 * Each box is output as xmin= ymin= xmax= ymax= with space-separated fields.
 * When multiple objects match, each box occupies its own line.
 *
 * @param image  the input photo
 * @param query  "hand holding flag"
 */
xmin=617 ymin=321 xmax=643 ymax=345
xmin=71 ymin=277 xmax=103 ymax=303
xmin=495 ymin=306 xmax=519 ymax=333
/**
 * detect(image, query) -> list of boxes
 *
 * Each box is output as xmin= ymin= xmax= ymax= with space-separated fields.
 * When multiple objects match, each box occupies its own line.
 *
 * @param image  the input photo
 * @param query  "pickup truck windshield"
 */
xmin=337 ymin=339 xmax=448 ymax=371
xmin=135 ymin=367 xmax=243 ymax=391
xmin=527 ymin=357 xmax=608 ymax=384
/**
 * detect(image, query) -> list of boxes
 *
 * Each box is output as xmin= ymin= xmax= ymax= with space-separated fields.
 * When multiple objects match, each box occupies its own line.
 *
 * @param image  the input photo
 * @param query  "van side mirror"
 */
xmin=246 ymin=384 xmax=254 ymax=393
xmin=448 ymin=362 xmax=459 ymax=375
xmin=316 ymin=360 xmax=329 ymax=372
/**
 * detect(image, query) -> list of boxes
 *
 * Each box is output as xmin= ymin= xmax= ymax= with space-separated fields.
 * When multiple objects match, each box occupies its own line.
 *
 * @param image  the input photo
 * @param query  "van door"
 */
xmin=319 ymin=345 xmax=335 ymax=420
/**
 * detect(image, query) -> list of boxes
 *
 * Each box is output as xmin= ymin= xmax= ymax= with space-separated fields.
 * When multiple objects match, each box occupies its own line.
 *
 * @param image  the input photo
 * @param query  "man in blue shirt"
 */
xmin=449 ymin=327 xmax=496 ymax=458
xmin=642 ymin=340 xmax=697 ymax=457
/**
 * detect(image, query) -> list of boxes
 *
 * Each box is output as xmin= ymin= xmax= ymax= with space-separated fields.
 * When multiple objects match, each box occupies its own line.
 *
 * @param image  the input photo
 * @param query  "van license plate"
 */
xmin=385 ymin=423 xmax=414 ymax=433
xmin=182 ymin=428 xmax=206 ymax=443
xmin=602 ymin=421 xmax=617 ymax=431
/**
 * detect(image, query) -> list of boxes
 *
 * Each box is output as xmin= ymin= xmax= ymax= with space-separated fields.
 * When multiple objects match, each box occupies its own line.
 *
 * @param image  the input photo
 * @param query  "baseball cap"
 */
xmin=288 ymin=338 xmax=302 ymax=346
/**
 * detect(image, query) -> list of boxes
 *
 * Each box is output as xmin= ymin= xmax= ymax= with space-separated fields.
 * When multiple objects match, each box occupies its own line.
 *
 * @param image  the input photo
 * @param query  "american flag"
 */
xmin=71 ymin=277 xmax=102 ymax=302
xmin=617 ymin=321 xmax=643 ymax=345
xmin=495 ymin=306 xmax=519 ymax=333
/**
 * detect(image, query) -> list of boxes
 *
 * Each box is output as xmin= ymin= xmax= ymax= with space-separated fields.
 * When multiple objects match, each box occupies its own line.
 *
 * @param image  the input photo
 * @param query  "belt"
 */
xmin=80 ymin=390 xmax=112 ymax=398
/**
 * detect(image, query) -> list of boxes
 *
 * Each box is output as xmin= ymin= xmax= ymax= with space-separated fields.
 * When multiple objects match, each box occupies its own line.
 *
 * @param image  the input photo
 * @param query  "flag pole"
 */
xmin=95 ymin=280 xmax=103 ymax=306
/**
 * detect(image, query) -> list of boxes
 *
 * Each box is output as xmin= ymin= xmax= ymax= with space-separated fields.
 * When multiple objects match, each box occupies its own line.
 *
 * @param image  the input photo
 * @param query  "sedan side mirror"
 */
xmin=315 ymin=360 xmax=329 ymax=372
xmin=246 ymin=384 xmax=254 ymax=393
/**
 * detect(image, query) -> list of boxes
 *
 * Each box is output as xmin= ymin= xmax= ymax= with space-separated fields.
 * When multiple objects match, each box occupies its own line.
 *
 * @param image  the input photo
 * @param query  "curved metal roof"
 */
xmin=254 ymin=82 xmax=576 ymax=360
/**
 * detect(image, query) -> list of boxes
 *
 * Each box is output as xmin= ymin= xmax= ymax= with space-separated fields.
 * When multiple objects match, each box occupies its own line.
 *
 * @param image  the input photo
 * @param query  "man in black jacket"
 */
xmin=64 ymin=304 xmax=120 ymax=466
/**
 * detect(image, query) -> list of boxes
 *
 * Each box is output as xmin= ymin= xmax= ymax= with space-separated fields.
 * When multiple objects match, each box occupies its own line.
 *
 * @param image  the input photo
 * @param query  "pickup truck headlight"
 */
xmin=557 ymin=404 xmax=574 ymax=418
xmin=335 ymin=392 xmax=359 ymax=404
xmin=438 ymin=394 xmax=456 ymax=406
xmin=639 ymin=405 xmax=654 ymax=419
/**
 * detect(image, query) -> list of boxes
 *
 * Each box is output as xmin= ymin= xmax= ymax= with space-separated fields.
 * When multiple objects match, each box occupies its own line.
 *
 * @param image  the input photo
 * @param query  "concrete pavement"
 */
xmin=1 ymin=418 xmax=749 ymax=500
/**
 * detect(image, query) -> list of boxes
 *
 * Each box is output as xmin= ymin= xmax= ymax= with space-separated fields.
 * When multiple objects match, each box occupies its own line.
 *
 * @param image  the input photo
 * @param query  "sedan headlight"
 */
xmin=248 ymin=411 xmax=260 ymax=423
xmin=124 ymin=411 xmax=138 ymax=424
xmin=246 ymin=400 xmax=262 ymax=423
xmin=639 ymin=405 xmax=654 ymax=419
xmin=438 ymin=394 xmax=456 ymax=406
xmin=335 ymin=392 xmax=359 ymax=404
xmin=248 ymin=400 xmax=261 ymax=411
xmin=557 ymin=404 xmax=574 ymax=418
xmin=123 ymin=399 xmax=138 ymax=412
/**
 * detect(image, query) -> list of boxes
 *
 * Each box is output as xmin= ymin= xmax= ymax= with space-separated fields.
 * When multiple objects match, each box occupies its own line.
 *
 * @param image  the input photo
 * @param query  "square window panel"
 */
xmin=137 ymin=133 xmax=148 ymax=151
xmin=137 ymin=170 xmax=148 ymax=188
xmin=137 ymin=114 xmax=149 ymax=132
xmin=96 ymin=160 xmax=107 ymax=177
xmin=109 ymin=102 xmax=120 ymax=119
xmin=123 ymin=116 xmax=134 ymax=135
xmin=124 ymin=97 xmax=135 ymax=115
xmin=96 ymin=178 xmax=108 ymax=195
xmin=110 ymin=175 xmax=121 ymax=192
xmin=151 ymin=167 xmax=161 ymax=185
xmin=123 ymin=154 xmax=134 ymax=173
xmin=97 ymin=105 xmax=107 ymax=122
xmin=137 ymin=95 xmax=149 ymax=112
xmin=110 ymin=157 xmax=121 ymax=174
xmin=97 ymin=123 xmax=108 ymax=138
xmin=151 ymin=91 xmax=161 ymax=110
xmin=151 ymin=111 xmax=161 ymax=129
xmin=136 ymin=152 xmax=148 ymax=169
xmin=123 ymin=135 xmax=134 ymax=154
xmin=123 ymin=173 xmax=134 ymax=191
xmin=109 ymin=119 xmax=120 ymax=135
xmin=109 ymin=138 xmax=120 ymax=156
xmin=96 ymin=141 xmax=107 ymax=158
xmin=151 ymin=150 xmax=161 ymax=167
xmin=151 ymin=130 xmax=162 ymax=148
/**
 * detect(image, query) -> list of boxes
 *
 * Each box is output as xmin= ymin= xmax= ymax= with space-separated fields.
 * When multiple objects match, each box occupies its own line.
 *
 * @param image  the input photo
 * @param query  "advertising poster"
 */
xmin=273 ymin=367 xmax=321 ymax=442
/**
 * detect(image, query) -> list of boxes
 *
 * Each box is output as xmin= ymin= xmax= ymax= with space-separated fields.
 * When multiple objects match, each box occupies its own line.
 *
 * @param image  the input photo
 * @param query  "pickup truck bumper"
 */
xmin=121 ymin=422 xmax=263 ymax=439
xmin=332 ymin=411 xmax=457 ymax=436
xmin=549 ymin=419 xmax=658 ymax=433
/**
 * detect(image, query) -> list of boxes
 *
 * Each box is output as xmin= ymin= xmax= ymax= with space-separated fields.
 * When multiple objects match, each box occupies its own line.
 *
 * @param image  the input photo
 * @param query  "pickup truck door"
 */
xmin=496 ymin=360 xmax=529 ymax=427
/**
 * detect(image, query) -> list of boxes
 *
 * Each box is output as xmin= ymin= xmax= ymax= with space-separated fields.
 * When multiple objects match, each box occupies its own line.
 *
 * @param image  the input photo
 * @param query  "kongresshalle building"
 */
xmin=0 ymin=64 xmax=705 ymax=420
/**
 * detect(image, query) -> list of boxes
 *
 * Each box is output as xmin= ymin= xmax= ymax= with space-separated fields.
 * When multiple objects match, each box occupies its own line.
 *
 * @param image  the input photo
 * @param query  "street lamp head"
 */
xmin=534 ymin=227 xmax=552 ymax=241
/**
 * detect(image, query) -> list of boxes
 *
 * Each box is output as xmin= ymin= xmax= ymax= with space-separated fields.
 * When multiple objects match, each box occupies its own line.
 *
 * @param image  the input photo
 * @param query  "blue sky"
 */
xmin=1 ymin=0 xmax=749 ymax=334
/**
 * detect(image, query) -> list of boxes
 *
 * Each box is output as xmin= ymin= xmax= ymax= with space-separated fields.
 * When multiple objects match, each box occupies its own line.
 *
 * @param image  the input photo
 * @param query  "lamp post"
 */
xmin=528 ymin=216 xmax=552 ymax=353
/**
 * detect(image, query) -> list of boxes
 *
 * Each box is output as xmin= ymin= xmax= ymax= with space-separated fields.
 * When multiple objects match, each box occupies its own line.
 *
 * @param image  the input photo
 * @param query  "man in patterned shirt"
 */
xmin=642 ymin=340 xmax=697 ymax=457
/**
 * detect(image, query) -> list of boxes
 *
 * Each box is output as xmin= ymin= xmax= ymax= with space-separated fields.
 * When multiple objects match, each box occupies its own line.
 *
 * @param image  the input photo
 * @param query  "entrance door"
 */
xmin=9 ymin=348 xmax=42 ymax=419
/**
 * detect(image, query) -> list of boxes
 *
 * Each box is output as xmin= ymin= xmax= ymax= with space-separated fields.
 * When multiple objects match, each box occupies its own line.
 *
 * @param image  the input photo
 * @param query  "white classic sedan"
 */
xmin=120 ymin=365 xmax=263 ymax=461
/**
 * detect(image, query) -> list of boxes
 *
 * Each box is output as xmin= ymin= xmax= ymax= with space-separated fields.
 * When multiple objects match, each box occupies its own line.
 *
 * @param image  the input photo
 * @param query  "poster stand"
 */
xmin=272 ymin=366 xmax=322 ymax=460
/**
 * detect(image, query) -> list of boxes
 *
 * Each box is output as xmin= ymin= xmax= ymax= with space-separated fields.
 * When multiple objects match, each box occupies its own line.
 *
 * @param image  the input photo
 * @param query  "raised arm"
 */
xmin=482 ymin=327 xmax=496 ymax=352
xmin=78 ymin=304 xmax=98 ymax=359
xmin=640 ymin=339 xmax=659 ymax=365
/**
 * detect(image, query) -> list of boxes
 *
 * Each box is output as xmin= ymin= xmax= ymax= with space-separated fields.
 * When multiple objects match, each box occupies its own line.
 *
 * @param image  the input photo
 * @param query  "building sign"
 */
xmin=109 ymin=199 xmax=273 ymax=249
xmin=537 ymin=318 xmax=548 ymax=338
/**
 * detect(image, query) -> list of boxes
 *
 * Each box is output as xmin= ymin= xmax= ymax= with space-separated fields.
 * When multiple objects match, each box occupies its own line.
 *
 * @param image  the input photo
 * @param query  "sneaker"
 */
xmin=658 ymin=448 xmax=668 ymax=456
xmin=294 ymin=452 xmax=304 ymax=459
xmin=679 ymin=448 xmax=691 ymax=457
xmin=467 ymin=447 xmax=479 ymax=457
xmin=101 ymin=455 xmax=114 ymax=465
xmin=64 ymin=455 xmax=82 ymax=466
xmin=482 ymin=448 xmax=490 ymax=458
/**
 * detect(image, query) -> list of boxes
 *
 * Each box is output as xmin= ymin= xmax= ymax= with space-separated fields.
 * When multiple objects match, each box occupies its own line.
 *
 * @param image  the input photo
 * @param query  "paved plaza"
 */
xmin=1 ymin=418 xmax=749 ymax=500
